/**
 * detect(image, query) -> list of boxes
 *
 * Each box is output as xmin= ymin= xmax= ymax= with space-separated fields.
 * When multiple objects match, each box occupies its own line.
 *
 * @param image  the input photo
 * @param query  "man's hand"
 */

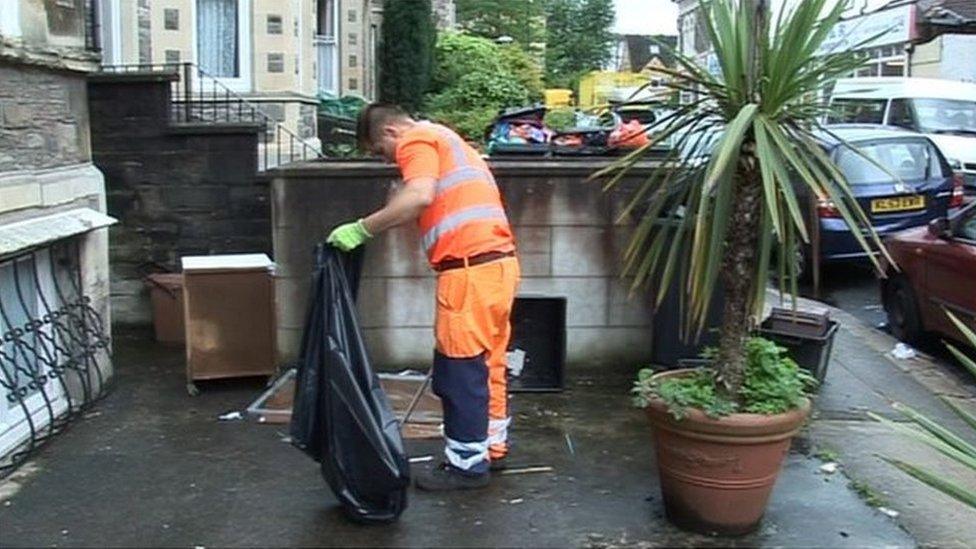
xmin=327 ymin=219 xmax=372 ymax=251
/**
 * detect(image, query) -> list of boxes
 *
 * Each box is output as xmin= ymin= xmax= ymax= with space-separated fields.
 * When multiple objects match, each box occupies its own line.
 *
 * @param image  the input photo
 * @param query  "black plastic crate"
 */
xmin=758 ymin=320 xmax=839 ymax=385
xmin=508 ymin=296 xmax=566 ymax=392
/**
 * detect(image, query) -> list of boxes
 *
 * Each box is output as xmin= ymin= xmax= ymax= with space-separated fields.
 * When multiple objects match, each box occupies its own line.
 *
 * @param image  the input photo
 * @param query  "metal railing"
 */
xmin=99 ymin=62 xmax=324 ymax=170
xmin=0 ymin=239 xmax=111 ymax=478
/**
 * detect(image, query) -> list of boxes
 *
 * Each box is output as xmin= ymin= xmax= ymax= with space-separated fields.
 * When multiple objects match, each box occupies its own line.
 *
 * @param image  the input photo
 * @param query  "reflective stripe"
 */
xmin=445 ymin=437 xmax=489 ymax=471
xmin=430 ymin=122 xmax=469 ymax=167
xmin=436 ymin=166 xmax=496 ymax=195
xmin=422 ymin=204 xmax=508 ymax=252
xmin=487 ymin=417 xmax=511 ymax=446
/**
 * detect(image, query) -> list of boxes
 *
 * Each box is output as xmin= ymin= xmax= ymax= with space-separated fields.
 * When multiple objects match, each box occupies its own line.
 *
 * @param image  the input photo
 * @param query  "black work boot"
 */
xmin=489 ymin=455 xmax=508 ymax=472
xmin=415 ymin=463 xmax=489 ymax=491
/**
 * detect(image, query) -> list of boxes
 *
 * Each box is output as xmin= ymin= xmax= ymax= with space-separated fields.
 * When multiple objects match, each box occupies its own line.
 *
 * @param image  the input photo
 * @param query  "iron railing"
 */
xmin=0 ymin=239 xmax=111 ymax=478
xmin=99 ymin=62 xmax=324 ymax=170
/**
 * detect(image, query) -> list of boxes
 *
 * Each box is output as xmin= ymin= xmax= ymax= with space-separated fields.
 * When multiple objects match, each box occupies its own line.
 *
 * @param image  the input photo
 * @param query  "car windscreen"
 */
xmin=827 ymin=98 xmax=887 ymax=124
xmin=835 ymin=140 xmax=937 ymax=185
xmin=910 ymin=98 xmax=976 ymax=135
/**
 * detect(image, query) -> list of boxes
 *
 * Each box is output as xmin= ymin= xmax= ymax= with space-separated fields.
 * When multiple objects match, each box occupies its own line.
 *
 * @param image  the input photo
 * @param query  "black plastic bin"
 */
xmin=758 ymin=320 xmax=839 ymax=385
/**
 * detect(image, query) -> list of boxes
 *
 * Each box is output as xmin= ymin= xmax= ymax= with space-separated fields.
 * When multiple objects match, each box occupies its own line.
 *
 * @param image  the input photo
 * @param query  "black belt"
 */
xmin=433 ymin=250 xmax=516 ymax=272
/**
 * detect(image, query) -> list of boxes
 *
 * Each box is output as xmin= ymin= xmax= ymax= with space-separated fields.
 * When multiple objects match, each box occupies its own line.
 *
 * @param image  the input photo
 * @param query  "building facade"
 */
xmin=674 ymin=0 xmax=976 ymax=83
xmin=0 ymin=0 xmax=114 ymax=471
xmin=97 ymin=0 xmax=324 ymax=141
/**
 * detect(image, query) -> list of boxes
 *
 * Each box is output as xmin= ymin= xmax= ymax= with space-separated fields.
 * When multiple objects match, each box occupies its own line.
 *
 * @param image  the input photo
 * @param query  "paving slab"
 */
xmin=0 ymin=331 xmax=913 ymax=548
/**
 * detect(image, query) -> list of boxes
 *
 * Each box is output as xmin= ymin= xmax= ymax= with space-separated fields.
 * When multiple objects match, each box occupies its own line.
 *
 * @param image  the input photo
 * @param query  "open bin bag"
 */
xmin=290 ymin=244 xmax=410 ymax=523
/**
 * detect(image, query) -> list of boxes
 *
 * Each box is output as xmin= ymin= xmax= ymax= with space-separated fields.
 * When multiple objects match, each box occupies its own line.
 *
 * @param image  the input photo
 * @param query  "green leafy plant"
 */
xmin=604 ymin=0 xmax=888 ymax=409
xmin=871 ymin=311 xmax=976 ymax=509
xmin=378 ymin=0 xmax=435 ymax=112
xmin=633 ymin=337 xmax=814 ymax=419
xmin=424 ymin=32 xmax=534 ymax=140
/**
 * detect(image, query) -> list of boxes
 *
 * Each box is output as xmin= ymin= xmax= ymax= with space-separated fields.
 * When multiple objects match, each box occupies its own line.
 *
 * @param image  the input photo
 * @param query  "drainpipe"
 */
xmin=904 ymin=42 xmax=914 ymax=77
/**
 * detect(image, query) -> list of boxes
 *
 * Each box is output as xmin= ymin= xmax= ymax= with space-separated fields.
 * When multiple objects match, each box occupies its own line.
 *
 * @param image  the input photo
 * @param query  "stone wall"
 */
xmin=271 ymin=159 xmax=659 ymax=370
xmin=88 ymin=72 xmax=269 ymax=325
xmin=0 ymin=64 xmax=92 ymax=172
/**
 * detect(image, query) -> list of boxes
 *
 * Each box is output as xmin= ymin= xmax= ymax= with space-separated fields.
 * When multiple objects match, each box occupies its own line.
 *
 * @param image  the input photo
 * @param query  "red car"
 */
xmin=882 ymin=202 xmax=976 ymax=344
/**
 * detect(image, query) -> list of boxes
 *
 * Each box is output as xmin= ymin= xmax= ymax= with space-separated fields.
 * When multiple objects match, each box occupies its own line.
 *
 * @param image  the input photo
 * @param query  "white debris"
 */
xmin=217 ymin=411 xmax=243 ymax=421
xmin=507 ymin=349 xmax=526 ymax=377
xmin=819 ymin=462 xmax=840 ymax=475
xmin=509 ymin=498 xmax=524 ymax=505
xmin=878 ymin=506 xmax=900 ymax=519
xmin=408 ymin=455 xmax=434 ymax=464
xmin=891 ymin=343 xmax=917 ymax=360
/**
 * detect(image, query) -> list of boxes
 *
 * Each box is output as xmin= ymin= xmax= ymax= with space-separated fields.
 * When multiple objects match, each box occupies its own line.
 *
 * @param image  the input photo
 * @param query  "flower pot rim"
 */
xmin=644 ymin=368 xmax=811 ymax=443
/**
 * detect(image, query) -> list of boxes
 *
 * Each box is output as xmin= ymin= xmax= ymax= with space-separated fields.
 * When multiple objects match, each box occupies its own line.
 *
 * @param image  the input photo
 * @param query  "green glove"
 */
xmin=327 ymin=219 xmax=372 ymax=251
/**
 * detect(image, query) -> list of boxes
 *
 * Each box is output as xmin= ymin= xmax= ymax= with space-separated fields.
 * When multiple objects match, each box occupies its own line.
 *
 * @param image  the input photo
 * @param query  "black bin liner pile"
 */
xmin=290 ymin=245 xmax=410 ymax=523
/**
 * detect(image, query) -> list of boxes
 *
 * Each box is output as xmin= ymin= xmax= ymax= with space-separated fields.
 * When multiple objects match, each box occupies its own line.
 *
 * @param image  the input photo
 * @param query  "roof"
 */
xmin=816 ymin=124 xmax=925 ymax=146
xmin=831 ymin=77 xmax=976 ymax=102
xmin=620 ymin=35 xmax=677 ymax=73
xmin=919 ymin=0 xmax=976 ymax=24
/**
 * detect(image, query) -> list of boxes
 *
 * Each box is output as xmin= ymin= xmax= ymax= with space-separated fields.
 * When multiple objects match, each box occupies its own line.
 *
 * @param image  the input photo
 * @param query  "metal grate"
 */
xmin=0 ymin=238 xmax=111 ymax=478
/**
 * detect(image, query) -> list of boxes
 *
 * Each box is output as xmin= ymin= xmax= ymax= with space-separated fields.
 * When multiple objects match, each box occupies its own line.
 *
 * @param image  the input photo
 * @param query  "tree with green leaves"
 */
xmin=455 ymin=0 xmax=546 ymax=47
xmin=606 ymin=0 xmax=886 ymax=404
xmin=378 ymin=0 xmax=435 ymax=112
xmin=544 ymin=0 xmax=616 ymax=88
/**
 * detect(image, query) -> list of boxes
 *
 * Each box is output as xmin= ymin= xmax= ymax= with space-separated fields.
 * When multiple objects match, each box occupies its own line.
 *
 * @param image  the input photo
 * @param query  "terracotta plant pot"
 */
xmin=645 ymin=369 xmax=811 ymax=536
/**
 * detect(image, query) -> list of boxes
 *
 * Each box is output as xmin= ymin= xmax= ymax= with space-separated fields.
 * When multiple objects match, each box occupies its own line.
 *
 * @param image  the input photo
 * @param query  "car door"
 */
xmin=923 ymin=205 xmax=976 ymax=340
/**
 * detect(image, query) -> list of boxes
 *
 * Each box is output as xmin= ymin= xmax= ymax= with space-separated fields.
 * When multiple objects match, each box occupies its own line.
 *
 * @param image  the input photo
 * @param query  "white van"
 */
xmin=828 ymin=77 xmax=976 ymax=189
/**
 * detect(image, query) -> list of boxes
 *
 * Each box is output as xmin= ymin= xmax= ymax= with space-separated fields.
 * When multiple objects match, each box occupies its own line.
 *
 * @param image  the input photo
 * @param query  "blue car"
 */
xmin=807 ymin=125 xmax=965 ymax=267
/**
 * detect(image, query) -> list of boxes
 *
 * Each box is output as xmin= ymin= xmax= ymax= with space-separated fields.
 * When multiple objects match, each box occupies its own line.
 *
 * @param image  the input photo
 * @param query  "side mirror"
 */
xmin=928 ymin=218 xmax=950 ymax=238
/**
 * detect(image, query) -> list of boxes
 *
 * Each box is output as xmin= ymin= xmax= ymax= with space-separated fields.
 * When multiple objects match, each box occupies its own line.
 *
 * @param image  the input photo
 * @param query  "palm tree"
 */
xmin=601 ymin=0 xmax=889 ymax=401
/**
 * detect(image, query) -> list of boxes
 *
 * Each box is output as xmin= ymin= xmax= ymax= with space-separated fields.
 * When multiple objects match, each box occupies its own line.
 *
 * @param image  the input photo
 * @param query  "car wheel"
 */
xmin=884 ymin=275 xmax=924 ymax=344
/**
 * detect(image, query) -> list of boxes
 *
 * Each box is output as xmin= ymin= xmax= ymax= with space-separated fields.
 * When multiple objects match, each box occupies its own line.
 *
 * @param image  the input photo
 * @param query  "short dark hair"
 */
xmin=356 ymin=103 xmax=410 ymax=152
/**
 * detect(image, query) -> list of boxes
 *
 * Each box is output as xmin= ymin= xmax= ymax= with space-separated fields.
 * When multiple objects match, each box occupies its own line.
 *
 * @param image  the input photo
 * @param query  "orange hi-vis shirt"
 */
xmin=395 ymin=122 xmax=516 ymax=266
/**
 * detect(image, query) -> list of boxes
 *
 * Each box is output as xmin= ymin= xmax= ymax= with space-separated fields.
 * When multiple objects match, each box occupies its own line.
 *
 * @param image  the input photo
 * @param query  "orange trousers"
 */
xmin=435 ymin=256 xmax=520 ymax=460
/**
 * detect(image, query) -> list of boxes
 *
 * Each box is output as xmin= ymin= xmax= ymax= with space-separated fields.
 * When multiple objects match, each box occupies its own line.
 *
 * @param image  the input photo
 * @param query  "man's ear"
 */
xmin=382 ymin=124 xmax=400 ymax=140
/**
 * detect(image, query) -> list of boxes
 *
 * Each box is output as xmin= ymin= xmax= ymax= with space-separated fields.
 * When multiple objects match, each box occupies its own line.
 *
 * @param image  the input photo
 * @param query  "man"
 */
xmin=327 ymin=104 xmax=520 ymax=491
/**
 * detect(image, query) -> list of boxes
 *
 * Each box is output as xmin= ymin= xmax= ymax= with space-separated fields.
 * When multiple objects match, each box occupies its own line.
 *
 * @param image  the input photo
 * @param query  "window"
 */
xmin=165 ymin=49 xmax=181 ymax=63
xmin=164 ymin=8 xmax=180 ymax=30
xmin=836 ymin=141 xmax=934 ymax=185
xmin=958 ymin=210 xmax=976 ymax=241
xmin=348 ymin=32 xmax=357 ymax=46
xmin=888 ymin=99 xmax=915 ymax=130
xmin=197 ymin=0 xmax=240 ymax=78
xmin=267 ymin=53 xmax=285 ymax=73
xmin=267 ymin=14 xmax=282 ymax=34
xmin=910 ymin=98 xmax=976 ymax=134
xmin=1 ymin=256 xmax=40 ymax=408
xmin=348 ymin=54 xmax=357 ymax=68
xmin=828 ymin=98 xmax=887 ymax=124
xmin=317 ymin=0 xmax=335 ymax=38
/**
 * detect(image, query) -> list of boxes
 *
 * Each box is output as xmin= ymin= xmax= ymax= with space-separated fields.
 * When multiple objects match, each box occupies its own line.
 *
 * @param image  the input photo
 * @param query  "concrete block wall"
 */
xmin=87 ymin=72 xmax=269 ymax=324
xmin=271 ymin=160 xmax=659 ymax=370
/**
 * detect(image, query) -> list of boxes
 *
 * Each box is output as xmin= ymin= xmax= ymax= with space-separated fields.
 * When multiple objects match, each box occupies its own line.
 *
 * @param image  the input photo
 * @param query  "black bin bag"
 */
xmin=290 ymin=244 xmax=410 ymax=523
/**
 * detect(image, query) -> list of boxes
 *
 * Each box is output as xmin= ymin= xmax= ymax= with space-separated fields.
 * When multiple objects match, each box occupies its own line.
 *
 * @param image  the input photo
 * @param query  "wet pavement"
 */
xmin=0 ymin=329 xmax=915 ymax=548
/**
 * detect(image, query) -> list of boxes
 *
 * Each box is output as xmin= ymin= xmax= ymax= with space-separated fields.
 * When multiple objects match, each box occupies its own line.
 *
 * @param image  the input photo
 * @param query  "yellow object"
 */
xmin=544 ymin=88 xmax=574 ymax=108
xmin=577 ymin=71 xmax=651 ymax=108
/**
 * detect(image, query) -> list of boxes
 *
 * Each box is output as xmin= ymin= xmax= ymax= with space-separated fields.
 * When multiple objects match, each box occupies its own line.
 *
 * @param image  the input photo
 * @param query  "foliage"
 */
xmin=545 ymin=108 xmax=578 ymax=132
xmin=600 ymin=0 xmax=885 ymax=401
xmin=498 ymin=44 xmax=544 ymax=101
xmin=544 ymin=0 xmax=617 ymax=88
xmin=424 ymin=33 xmax=532 ymax=140
xmin=871 ymin=311 xmax=976 ymax=509
xmin=455 ymin=0 xmax=546 ymax=47
xmin=379 ymin=0 xmax=435 ymax=112
xmin=632 ymin=337 xmax=814 ymax=420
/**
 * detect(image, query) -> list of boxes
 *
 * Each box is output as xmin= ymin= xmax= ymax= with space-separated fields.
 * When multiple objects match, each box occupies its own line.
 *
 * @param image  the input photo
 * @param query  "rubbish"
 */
xmin=245 ymin=369 xmax=298 ymax=425
xmin=878 ymin=507 xmax=900 ymax=519
xmin=564 ymin=433 xmax=575 ymax=456
xmin=217 ymin=411 xmax=243 ymax=421
xmin=891 ymin=343 xmax=917 ymax=360
xmin=408 ymin=455 xmax=434 ymax=464
xmin=509 ymin=498 xmax=524 ymax=505
xmin=498 ymin=466 xmax=555 ymax=476
xmin=83 ymin=411 xmax=102 ymax=420
xmin=507 ymin=349 xmax=526 ymax=378
xmin=819 ymin=462 xmax=840 ymax=475
xmin=290 ymin=245 xmax=409 ymax=524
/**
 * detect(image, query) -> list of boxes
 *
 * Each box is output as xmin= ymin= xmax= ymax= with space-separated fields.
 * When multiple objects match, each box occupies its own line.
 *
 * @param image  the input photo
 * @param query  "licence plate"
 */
xmin=871 ymin=195 xmax=925 ymax=213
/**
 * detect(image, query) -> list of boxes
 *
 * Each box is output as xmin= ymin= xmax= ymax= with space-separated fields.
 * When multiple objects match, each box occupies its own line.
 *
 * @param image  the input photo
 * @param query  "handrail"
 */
xmin=99 ymin=62 xmax=324 ymax=170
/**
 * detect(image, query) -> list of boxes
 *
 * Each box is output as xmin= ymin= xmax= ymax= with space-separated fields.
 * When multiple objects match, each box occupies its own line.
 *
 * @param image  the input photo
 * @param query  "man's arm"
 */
xmin=361 ymin=177 xmax=436 ymax=235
